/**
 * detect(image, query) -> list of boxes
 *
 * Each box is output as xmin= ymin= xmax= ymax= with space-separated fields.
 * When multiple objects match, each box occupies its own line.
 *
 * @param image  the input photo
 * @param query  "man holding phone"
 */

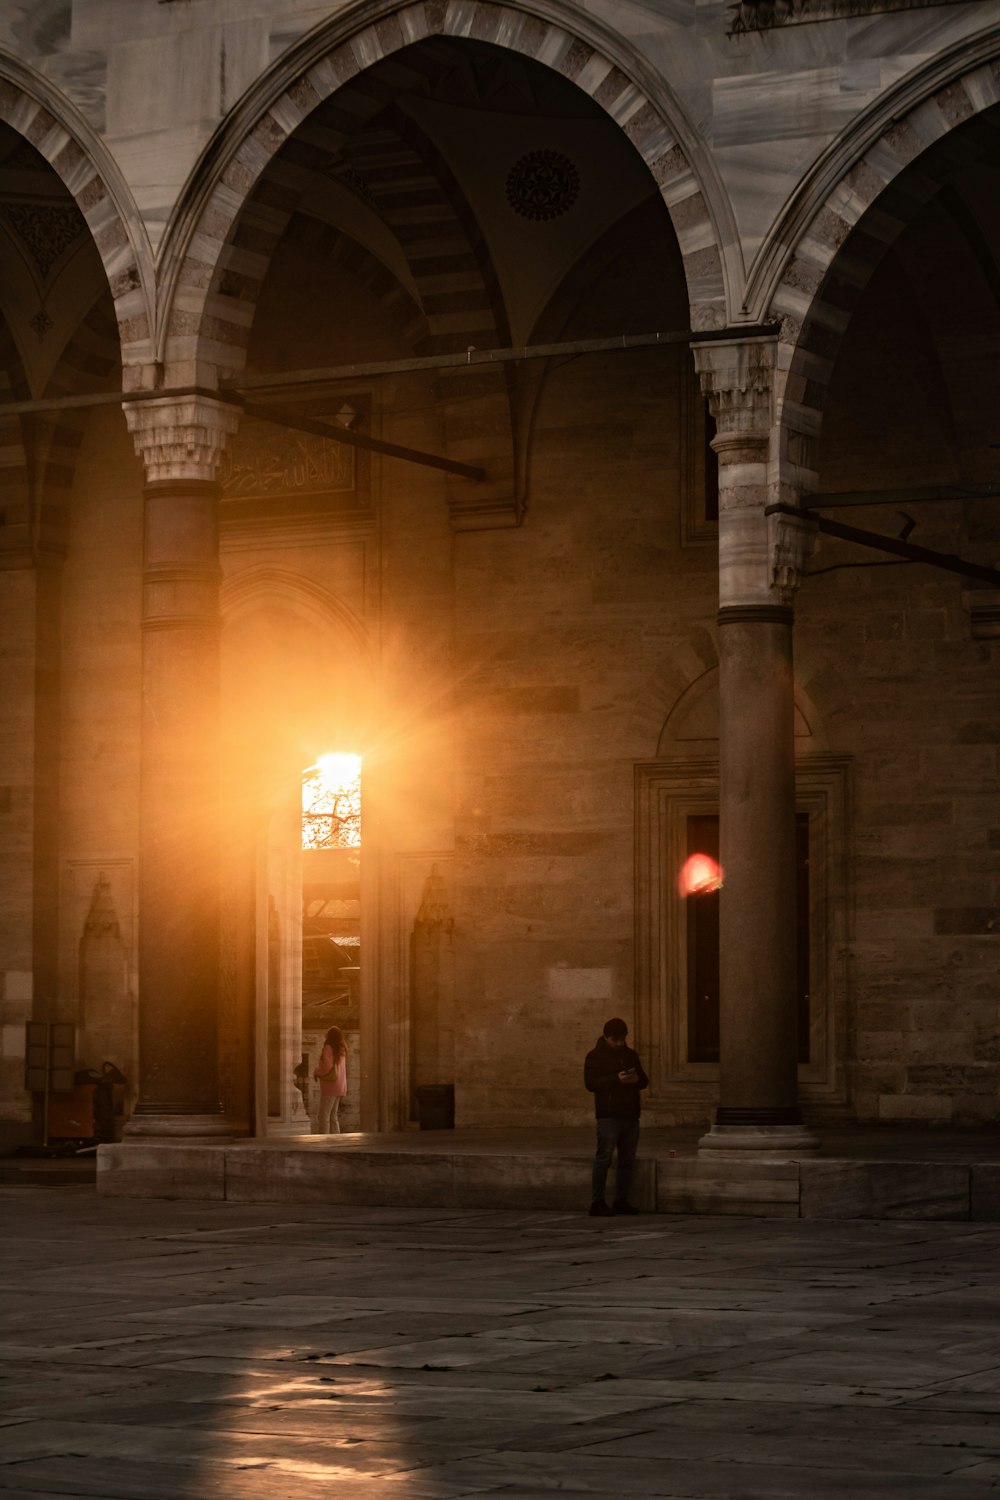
xmin=583 ymin=1017 xmax=649 ymax=1217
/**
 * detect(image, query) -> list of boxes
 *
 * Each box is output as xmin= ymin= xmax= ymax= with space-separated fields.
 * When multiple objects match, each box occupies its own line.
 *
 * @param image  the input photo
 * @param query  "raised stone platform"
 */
xmin=97 ymin=1126 xmax=1000 ymax=1221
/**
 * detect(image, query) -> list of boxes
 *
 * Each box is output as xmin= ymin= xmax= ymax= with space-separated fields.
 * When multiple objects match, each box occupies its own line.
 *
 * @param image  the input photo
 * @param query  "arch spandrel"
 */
xmin=155 ymin=0 xmax=736 ymax=387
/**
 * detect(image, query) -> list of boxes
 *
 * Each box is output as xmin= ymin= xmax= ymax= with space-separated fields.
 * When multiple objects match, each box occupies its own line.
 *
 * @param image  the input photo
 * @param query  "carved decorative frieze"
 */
xmin=217 ymin=398 xmax=372 ymax=543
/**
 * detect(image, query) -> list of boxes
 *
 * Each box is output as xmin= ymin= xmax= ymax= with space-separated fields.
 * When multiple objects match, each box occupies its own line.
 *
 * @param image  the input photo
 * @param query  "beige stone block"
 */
xmin=452 ymin=1154 xmax=657 ymax=1212
xmin=4 ymin=971 xmax=32 ymax=1001
xmin=856 ymin=1030 xmax=903 ymax=1061
xmin=878 ymin=1094 xmax=953 ymax=1122
xmin=547 ymin=966 xmax=614 ymax=1002
xmin=658 ymin=1159 xmax=799 ymax=1218
xmin=905 ymin=1031 xmax=976 ymax=1065
xmin=96 ymin=1143 xmax=225 ymax=1200
xmin=801 ymin=1161 xmax=969 ymax=1220
xmin=224 ymin=1146 xmax=457 ymax=1207
xmin=1 ymin=1024 xmax=25 ymax=1059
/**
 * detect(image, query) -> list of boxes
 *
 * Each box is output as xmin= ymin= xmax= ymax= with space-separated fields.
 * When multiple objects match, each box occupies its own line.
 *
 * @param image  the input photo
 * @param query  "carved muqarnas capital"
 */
xmin=125 ymin=396 xmax=240 ymax=484
xmin=692 ymin=337 xmax=776 ymax=459
xmin=768 ymin=506 xmax=817 ymax=603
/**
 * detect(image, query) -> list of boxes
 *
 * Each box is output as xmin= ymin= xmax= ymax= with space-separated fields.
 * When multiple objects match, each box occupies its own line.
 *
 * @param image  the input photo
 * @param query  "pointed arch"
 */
xmin=155 ymin=0 xmax=736 ymax=384
xmin=0 ymin=55 xmax=154 ymax=369
xmin=762 ymin=39 xmax=1000 ymax=491
xmin=221 ymin=564 xmax=373 ymax=665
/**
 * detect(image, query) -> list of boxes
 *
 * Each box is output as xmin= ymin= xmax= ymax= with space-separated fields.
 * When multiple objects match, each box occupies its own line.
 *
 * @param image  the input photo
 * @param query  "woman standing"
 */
xmin=313 ymin=1026 xmax=348 ymax=1134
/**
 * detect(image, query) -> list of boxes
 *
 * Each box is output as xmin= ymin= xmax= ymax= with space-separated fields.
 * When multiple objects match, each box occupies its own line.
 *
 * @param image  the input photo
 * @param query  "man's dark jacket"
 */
xmin=584 ymin=1036 xmax=649 ymax=1119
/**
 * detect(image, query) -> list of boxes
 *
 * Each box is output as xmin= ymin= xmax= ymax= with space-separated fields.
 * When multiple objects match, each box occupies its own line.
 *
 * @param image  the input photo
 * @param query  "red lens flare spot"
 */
xmin=678 ymin=853 xmax=724 ymax=897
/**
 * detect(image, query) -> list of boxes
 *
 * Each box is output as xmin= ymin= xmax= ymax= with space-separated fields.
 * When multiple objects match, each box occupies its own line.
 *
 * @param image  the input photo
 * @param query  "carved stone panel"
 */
xmin=219 ymin=394 xmax=373 ymax=546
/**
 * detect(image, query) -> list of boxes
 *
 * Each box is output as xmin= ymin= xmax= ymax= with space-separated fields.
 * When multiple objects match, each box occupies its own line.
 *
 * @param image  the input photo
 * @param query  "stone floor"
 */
xmin=5 ymin=1186 xmax=1000 ymax=1497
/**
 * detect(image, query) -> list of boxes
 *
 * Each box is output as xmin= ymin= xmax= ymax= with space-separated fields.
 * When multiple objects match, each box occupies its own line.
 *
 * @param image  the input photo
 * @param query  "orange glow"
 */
xmin=314 ymin=752 xmax=361 ymax=786
xmin=678 ymin=852 xmax=723 ymax=897
xmin=302 ymin=752 xmax=362 ymax=850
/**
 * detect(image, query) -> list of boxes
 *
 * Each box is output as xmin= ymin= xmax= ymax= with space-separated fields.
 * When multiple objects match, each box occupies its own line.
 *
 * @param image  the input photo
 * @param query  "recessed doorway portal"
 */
xmin=301 ymin=753 xmax=362 ymax=1132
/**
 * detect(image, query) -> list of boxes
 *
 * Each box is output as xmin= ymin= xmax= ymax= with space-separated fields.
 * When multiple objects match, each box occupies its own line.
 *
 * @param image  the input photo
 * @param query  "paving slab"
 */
xmin=5 ymin=1187 xmax=1000 ymax=1497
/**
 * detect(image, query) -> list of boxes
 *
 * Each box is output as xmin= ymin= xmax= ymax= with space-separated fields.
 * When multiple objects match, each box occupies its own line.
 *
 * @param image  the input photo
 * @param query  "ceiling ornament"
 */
xmin=506 ymin=150 xmax=579 ymax=222
xmin=30 ymin=307 xmax=53 ymax=340
xmin=1 ymin=201 xmax=89 ymax=277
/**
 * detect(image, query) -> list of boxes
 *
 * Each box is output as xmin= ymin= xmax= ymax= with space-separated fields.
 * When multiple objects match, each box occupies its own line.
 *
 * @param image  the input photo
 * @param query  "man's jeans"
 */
xmin=591 ymin=1116 xmax=640 ymax=1204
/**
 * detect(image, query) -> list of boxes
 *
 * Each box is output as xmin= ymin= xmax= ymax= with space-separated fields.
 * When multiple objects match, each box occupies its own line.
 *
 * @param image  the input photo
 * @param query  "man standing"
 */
xmin=584 ymin=1017 xmax=649 ymax=1216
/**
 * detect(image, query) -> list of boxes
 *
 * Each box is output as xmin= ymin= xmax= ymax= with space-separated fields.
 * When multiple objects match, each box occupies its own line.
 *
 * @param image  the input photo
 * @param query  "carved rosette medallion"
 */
xmin=506 ymin=150 xmax=579 ymax=221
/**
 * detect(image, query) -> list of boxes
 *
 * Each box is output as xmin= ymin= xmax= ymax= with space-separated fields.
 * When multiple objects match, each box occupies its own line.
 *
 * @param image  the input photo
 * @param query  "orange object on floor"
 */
xmin=47 ymin=1086 xmax=94 ymax=1139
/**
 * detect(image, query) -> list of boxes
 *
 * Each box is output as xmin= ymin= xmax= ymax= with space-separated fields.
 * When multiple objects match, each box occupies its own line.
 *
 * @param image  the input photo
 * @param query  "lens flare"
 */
xmin=678 ymin=852 xmax=723 ymax=897
xmin=315 ymin=752 xmax=362 ymax=784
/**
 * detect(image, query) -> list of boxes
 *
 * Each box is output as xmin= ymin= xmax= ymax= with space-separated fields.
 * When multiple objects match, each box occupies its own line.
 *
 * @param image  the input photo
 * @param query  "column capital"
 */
xmin=691 ymin=335 xmax=776 ymax=459
xmin=124 ymin=395 xmax=240 ymax=485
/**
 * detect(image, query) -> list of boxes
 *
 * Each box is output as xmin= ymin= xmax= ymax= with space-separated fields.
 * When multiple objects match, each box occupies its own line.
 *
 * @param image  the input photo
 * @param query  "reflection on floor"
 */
xmin=4 ymin=1189 xmax=1000 ymax=1498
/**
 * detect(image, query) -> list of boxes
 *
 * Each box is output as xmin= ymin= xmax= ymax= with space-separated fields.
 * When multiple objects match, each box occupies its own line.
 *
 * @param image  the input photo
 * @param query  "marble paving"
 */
xmin=5 ymin=1188 xmax=1000 ymax=1497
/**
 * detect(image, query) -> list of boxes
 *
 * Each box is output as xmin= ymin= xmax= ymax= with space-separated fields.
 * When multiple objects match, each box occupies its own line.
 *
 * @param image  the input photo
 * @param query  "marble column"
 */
xmin=123 ymin=396 xmax=239 ymax=1136
xmin=691 ymin=338 xmax=818 ymax=1158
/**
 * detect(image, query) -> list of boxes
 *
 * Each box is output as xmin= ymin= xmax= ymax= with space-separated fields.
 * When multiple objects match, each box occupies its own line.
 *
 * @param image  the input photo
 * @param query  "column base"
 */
xmin=124 ymin=1111 xmax=234 ymax=1139
xmin=698 ymin=1123 xmax=819 ymax=1159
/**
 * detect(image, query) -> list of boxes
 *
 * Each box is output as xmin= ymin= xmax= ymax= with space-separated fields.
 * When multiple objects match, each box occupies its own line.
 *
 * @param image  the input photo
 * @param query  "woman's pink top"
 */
xmin=314 ymin=1045 xmax=347 ymax=1098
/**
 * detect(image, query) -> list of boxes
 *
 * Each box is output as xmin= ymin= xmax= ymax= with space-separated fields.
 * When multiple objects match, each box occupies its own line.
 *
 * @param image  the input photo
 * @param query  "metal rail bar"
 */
xmin=239 ymin=399 xmax=486 ymax=482
xmin=767 ymin=503 xmax=1000 ymax=587
xmin=222 ymin=324 xmax=779 ymax=393
xmin=802 ymin=483 xmax=999 ymax=510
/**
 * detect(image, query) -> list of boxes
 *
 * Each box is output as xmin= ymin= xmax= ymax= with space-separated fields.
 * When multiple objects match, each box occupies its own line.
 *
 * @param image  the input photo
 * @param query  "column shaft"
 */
xmin=123 ymin=395 xmax=239 ymax=1137
xmin=132 ymin=480 xmax=224 ymax=1126
xmin=692 ymin=337 xmax=817 ymax=1156
xmin=716 ymin=606 xmax=799 ymax=1123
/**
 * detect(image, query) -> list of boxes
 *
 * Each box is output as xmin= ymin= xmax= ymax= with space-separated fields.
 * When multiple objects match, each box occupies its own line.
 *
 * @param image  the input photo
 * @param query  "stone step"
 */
xmin=96 ymin=1133 xmax=1000 ymax=1221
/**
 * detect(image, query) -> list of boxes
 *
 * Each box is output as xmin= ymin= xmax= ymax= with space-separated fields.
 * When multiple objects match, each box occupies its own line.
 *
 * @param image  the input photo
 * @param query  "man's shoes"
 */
xmin=612 ymin=1200 xmax=639 ymax=1215
xmin=588 ymin=1200 xmax=613 ymax=1217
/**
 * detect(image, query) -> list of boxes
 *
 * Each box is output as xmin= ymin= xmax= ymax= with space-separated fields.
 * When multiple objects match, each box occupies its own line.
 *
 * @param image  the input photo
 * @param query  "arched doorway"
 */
xmin=0 ymin=111 xmax=137 ymax=1142
xmin=220 ymin=575 xmax=371 ymax=1135
xmin=176 ymin=16 xmax=708 ymax=1130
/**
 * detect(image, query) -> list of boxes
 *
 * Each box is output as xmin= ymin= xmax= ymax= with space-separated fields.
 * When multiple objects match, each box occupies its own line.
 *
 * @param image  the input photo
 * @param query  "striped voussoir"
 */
xmin=771 ymin=63 xmax=1000 ymax=467
xmin=0 ymin=76 xmax=146 ymax=372
xmin=162 ymin=0 xmax=725 ymax=384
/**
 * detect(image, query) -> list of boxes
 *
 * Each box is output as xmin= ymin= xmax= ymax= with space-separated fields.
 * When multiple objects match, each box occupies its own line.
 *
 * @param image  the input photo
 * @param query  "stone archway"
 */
xmin=0 ymin=57 xmax=153 ymax=369
xmin=154 ymin=0 xmax=732 ymax=390
xmin=766 ymin=55 xmax=1000 ymax=495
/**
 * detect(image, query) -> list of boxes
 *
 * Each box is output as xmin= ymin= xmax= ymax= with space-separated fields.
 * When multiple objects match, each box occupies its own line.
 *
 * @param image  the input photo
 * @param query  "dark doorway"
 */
xmin=686 ymin=813 xmax=810 ymax=1064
